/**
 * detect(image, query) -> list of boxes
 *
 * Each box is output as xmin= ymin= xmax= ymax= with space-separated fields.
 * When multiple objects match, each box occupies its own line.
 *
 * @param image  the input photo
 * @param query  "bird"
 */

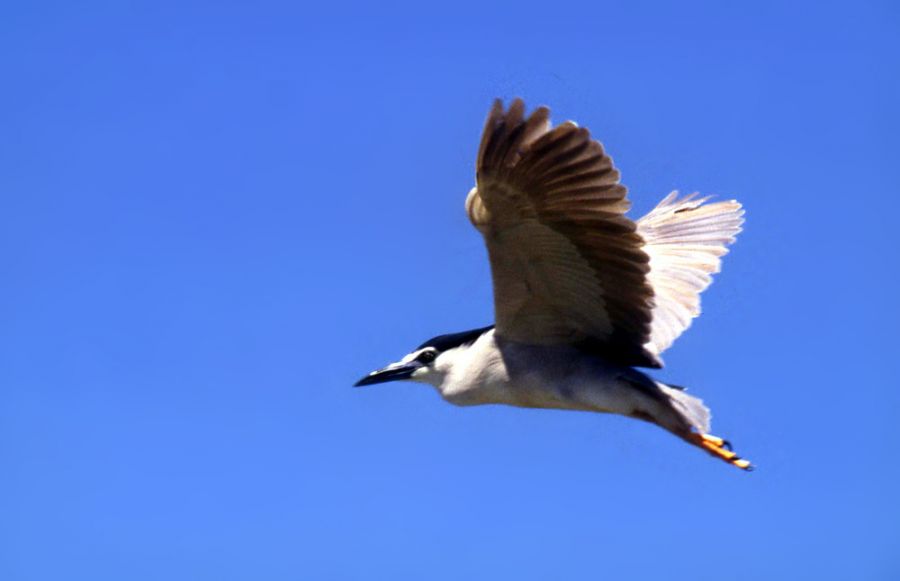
xmin=355 ymin=98 xmax=751 ymax=470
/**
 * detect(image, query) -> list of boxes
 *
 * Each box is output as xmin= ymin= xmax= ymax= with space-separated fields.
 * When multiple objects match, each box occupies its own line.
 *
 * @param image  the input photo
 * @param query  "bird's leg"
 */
xmin=687 ymin=432 xmax=753 ymax=471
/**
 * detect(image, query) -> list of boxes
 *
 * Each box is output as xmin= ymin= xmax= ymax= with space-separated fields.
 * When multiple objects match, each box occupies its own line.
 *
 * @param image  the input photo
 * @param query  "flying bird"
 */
xmin=356 ymin=99 xmax=751 ymax=470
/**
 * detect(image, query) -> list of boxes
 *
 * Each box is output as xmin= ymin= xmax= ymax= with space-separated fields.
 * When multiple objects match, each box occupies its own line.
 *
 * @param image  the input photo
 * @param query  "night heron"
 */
xmin=355 ymin=99 xmax=751 ymax=470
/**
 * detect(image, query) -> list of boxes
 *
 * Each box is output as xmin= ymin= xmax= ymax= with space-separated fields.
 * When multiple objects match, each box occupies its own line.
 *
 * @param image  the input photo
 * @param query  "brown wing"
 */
xmin=467 ymin=98 xmax=660 ymax=368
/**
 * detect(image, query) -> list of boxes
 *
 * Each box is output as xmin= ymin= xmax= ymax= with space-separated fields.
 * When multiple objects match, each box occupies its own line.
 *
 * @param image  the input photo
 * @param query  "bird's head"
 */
xmin=353 ymin=326 xmax=493 ymax=388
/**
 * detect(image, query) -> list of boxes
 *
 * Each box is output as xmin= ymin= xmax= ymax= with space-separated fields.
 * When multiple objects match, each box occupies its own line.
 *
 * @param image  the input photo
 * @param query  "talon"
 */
xmin=699 ymin=434 xmax=726 ymax=447
xmin=691 ymin=432 xmax=753 ymax=471
xmin=733 ymin=458 xmax=753 ymax=470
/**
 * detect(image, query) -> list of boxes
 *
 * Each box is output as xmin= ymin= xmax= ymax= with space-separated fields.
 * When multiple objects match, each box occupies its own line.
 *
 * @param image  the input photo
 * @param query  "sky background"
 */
xmin=2 ymin=1 xmax=899 ymax=579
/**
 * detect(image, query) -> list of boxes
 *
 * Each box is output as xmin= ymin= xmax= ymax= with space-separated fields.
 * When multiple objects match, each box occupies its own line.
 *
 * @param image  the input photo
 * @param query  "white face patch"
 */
xmin=399 ymin=347 xmax=438 ymax=365
xmin=394 ymin=347 xmax=441 ymax=384
xmin=399 ymin=349 xmax=426 ymax=364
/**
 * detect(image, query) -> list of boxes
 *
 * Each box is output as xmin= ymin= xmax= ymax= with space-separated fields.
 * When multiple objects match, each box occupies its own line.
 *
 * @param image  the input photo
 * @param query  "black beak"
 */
xmin=353 ymin=362 xmax=419 ymax=387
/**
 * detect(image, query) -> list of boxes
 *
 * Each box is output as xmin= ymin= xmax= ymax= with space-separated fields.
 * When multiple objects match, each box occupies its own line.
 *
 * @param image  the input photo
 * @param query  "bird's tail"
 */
xmin=659 ymin=383 xmax=711 ymax=433
xmin=659 ymin=383 xmax=754 ymax=471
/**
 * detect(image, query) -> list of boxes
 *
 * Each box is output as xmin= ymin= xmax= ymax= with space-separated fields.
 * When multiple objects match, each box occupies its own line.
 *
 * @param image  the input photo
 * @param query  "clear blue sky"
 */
xmin=2 ymin=1 xmax=899 ymax=579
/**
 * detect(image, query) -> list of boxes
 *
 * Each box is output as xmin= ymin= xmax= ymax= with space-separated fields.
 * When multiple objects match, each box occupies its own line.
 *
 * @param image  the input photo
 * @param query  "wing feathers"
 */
xmin=472 ymin=100 xmax=742 ymax=365
xmin=638 ymin=192 xmax=744 ymax=355
xmin=473 ymin=99 xmax=660 ymax=367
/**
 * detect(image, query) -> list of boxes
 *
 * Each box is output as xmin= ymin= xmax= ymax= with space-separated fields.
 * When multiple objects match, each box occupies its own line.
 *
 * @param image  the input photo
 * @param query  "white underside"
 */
xmin=414 ymin=330 xmax=677 ymax=424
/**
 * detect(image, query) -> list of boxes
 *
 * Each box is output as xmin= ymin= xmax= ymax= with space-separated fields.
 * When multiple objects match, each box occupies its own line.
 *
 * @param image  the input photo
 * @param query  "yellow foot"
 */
xmin=691 ymin=432 xmax=754 ymax=471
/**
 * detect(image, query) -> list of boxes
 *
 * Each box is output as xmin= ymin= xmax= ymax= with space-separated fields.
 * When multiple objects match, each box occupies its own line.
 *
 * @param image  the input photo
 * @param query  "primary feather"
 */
xmin=638 ymin=192 xmax=744 ymax=356
xmin=469 ymin=99 xmax=659 ymax=368
xmin=467 ymin=100 xmax=743 ymax=367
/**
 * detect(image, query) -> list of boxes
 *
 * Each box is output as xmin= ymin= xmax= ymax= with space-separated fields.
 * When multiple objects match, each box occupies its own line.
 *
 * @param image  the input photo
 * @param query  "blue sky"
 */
xmin=2 ymin=1 xmax=899 ymax=579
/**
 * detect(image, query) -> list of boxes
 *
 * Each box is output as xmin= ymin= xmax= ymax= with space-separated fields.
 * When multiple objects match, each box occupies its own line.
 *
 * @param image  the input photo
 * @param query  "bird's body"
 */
xmin=418 ymin=329 xmax=711 ymax=444
xmin=427 ymin=330 xmax=642 ymax=412
xmin=356 ymin=99 xmax=752 ymax=470
xmin=427 ymin=329 xmax=622 ymax=411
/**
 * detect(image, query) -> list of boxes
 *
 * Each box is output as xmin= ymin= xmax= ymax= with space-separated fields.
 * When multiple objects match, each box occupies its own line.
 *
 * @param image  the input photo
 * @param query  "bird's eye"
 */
xmin=418 ymin=350 xmax=437 ymax=364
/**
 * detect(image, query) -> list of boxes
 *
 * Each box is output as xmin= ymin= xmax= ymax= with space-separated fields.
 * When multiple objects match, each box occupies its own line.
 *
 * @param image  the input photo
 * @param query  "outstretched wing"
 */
xmin=467 ymin=99 xmax=660 ymax=368
xmin=638 ymin=192 xmax=744 ymax=356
